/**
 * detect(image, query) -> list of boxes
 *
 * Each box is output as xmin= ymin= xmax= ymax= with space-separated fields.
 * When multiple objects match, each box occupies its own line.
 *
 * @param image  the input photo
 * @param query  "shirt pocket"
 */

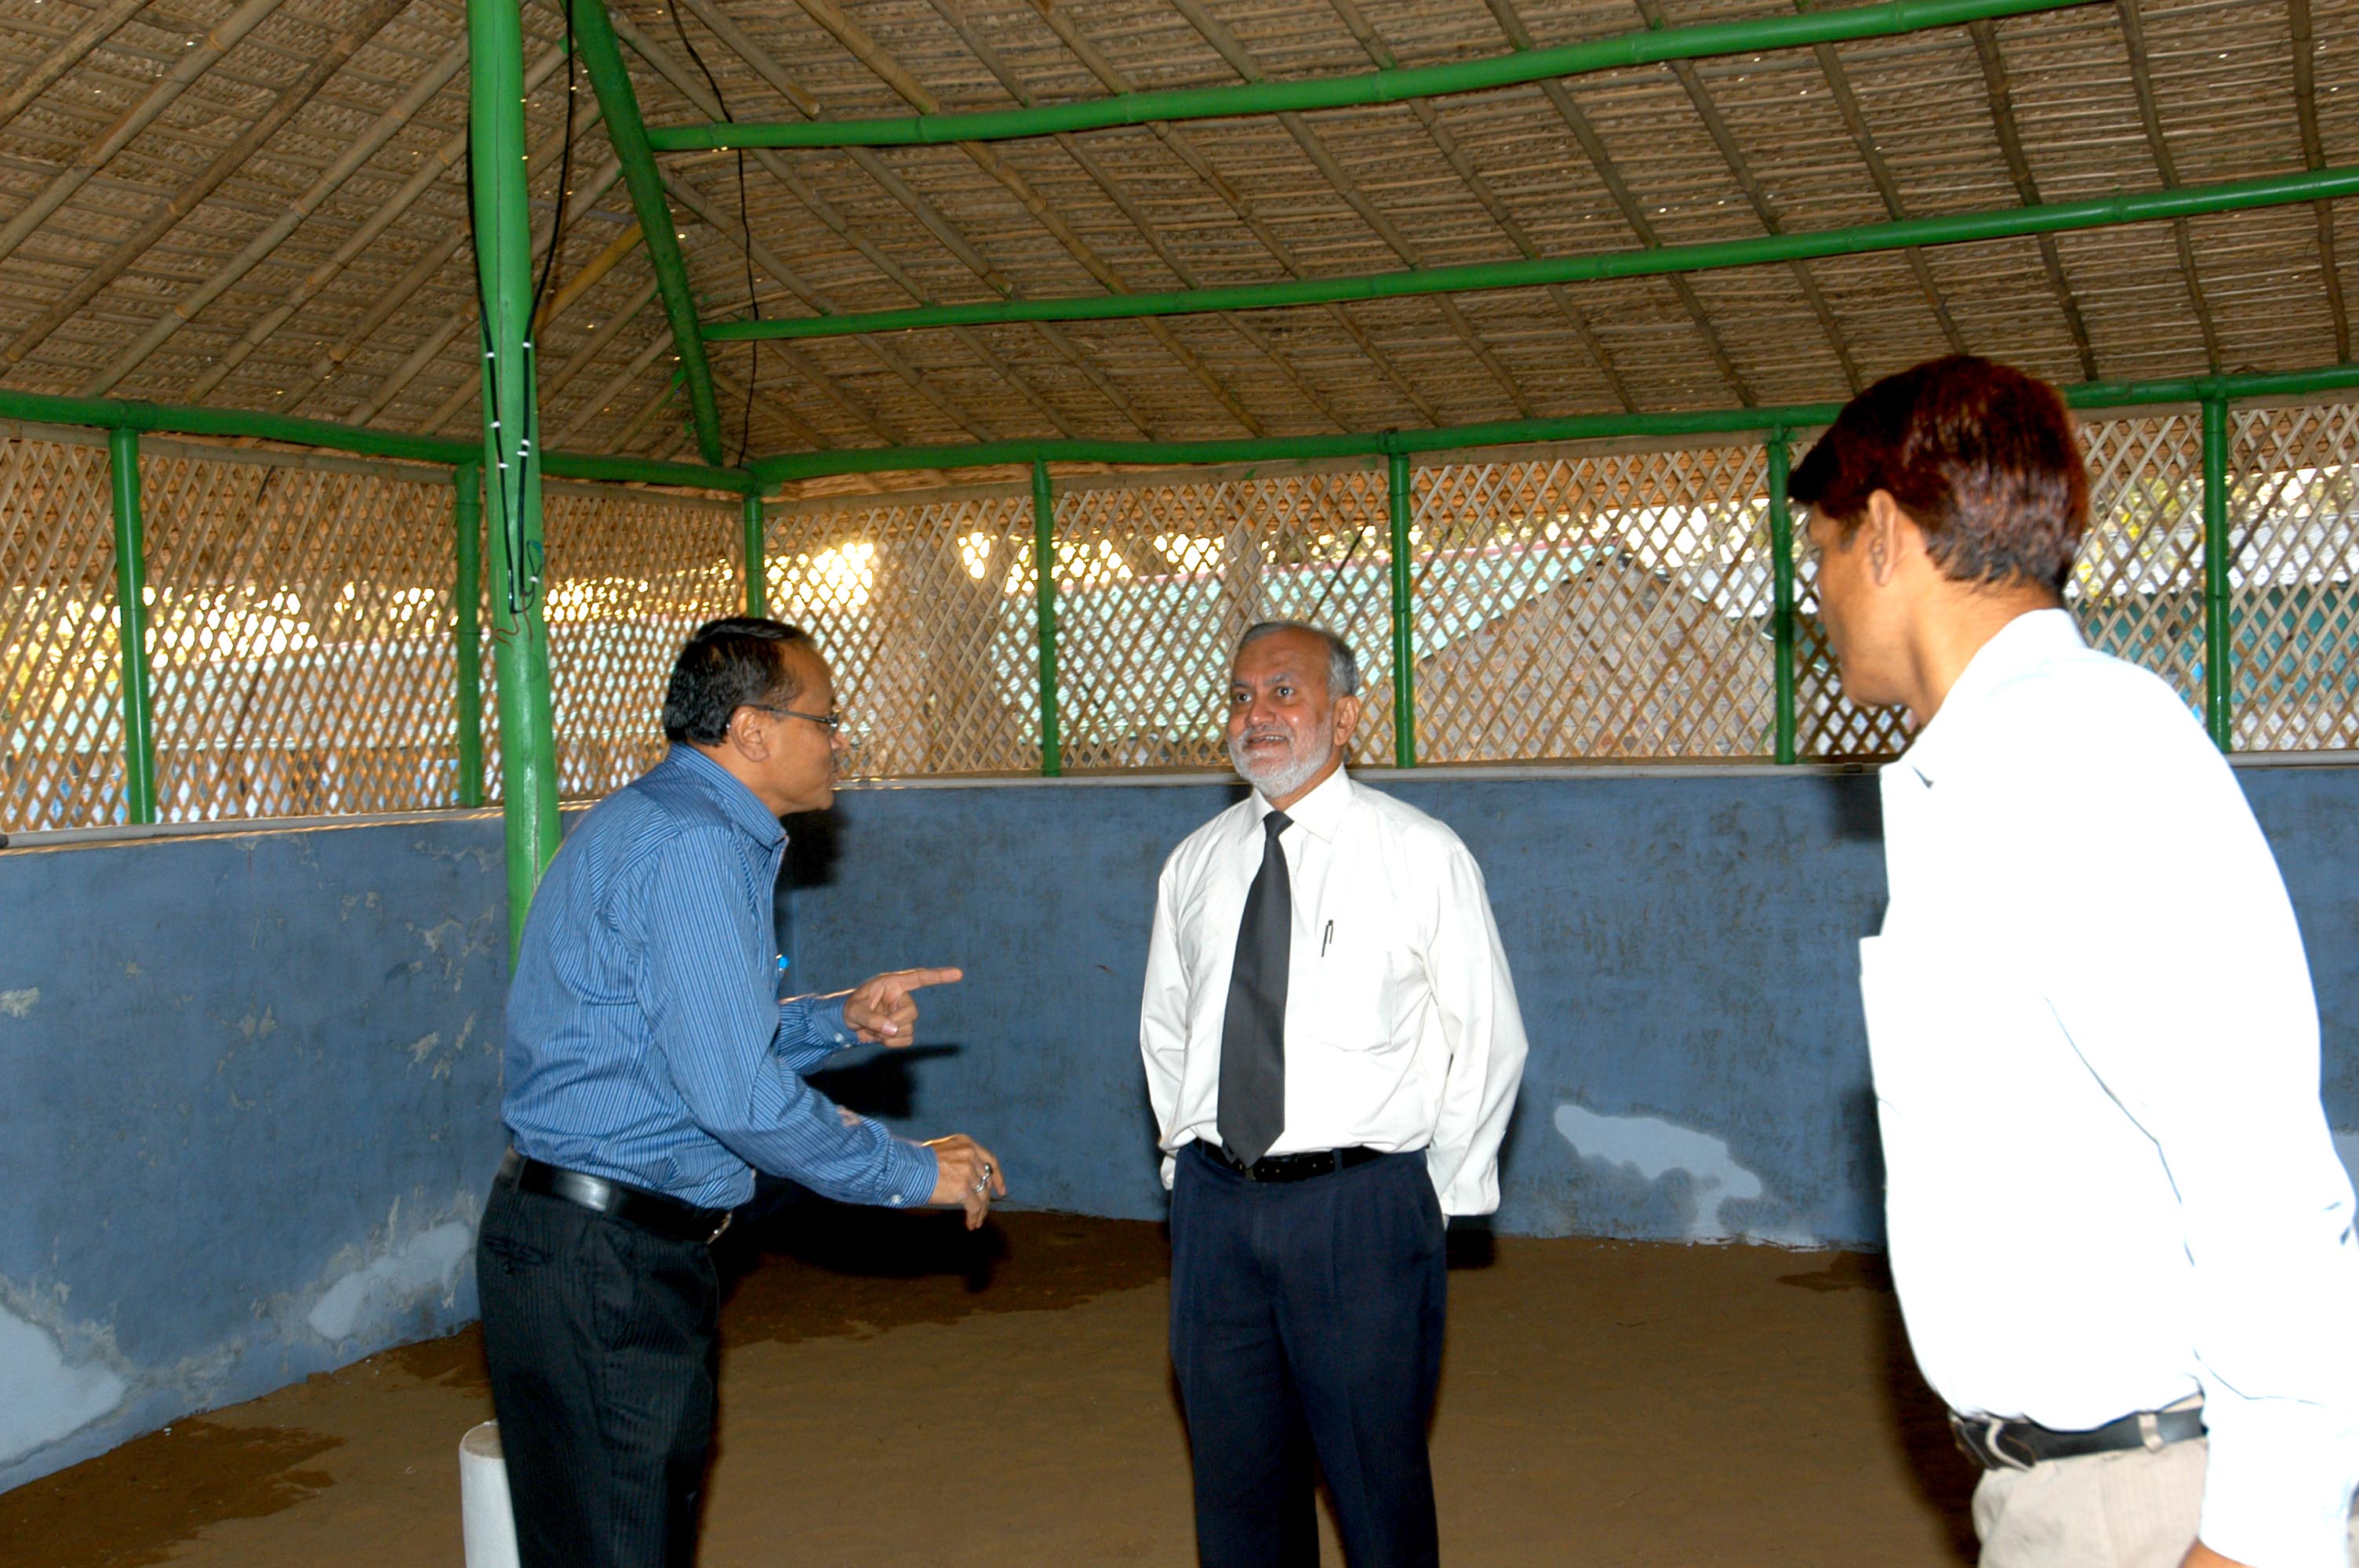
xmin=1296 ymin=916 xmax=1398 ymax=1051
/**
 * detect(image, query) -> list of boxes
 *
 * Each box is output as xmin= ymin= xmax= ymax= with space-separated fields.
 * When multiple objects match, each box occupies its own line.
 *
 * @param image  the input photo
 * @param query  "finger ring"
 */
xmin=980 ymin=1162 xmax=993 ymax=1177
xmin=970 ymin=1178 xmax=988 ymax=1196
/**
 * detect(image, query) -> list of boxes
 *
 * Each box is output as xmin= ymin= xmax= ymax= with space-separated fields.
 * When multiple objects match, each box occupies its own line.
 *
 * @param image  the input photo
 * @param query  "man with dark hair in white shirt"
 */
xmin=1141 ymin=620 xmax=1528 ymax=1568
xmin=1795 ymin=354 xmax=2359 ymax=1568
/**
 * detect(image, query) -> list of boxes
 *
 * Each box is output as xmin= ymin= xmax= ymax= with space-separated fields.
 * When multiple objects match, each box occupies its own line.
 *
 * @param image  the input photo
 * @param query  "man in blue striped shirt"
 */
xmin=474 ymin=615 xmax=1004 ymax=1568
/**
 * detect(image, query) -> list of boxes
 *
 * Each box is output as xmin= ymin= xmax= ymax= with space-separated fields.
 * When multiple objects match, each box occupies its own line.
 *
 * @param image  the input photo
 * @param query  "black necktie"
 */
xmin=1218 ymin=810 xmax=1292 ymax=1167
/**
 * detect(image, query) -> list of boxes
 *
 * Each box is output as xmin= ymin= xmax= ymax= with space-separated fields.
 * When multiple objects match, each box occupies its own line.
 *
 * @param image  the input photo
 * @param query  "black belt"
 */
xmin=497 ymin=1150 xmax=734 ymax=1245
xmin=1202 ymin=1141 xmax=1384 ymax=1184
xmin=1950 ymin=1403 xmax=2205 ymax=1472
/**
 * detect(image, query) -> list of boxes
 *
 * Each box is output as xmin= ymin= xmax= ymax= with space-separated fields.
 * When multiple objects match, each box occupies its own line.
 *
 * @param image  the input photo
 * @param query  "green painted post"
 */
xmin=1387 ymin=451 xmax=1416 ymax=769
xmin=107 ymin=426 xmax=156 ymax=825
xmin=742 ymin=492 xmax=767 ymax=618
xmin=1031 ymin=459 xmax=1061 ymax=777
xmin=1766 ymin=430 xmax=1798 ymax=764
xmin=2202 ymin=397 xmax=2234 ymax=752
xmin=471 ymin=0 xmax=562 ymax=950
xmin=453 ymin=462 xmax=484 ymax=809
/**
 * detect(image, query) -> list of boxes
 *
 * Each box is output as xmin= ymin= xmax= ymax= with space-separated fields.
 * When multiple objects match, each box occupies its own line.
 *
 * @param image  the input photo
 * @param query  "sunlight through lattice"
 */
xmin=1 ymin=438 xmax=122 ymax=829
xmin=2231 ymin=405 xmax=2359 ymax=750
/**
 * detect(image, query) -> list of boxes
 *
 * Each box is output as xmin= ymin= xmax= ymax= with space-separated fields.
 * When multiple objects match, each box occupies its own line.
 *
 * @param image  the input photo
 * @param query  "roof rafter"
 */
xmin=919 ymin=0 xmax=1353 ymax=432
xmin=80 ymin=31 xmax=477 ymax=396
xmin=1167 ymin=0 xmax=1536 ymax=419
xmin=1483 ymin=0 xmax=1757 ymax=405
xmin=1794 ymin=5 xmax=1972 ymax=356
xmin=640 ymin=0 xmax=1125 ymax=440
xmin=1965 ymin=16 xmax=2101 ymax=379
xmin=1016 ymin=0 xmax=1446 ymax=426
xmin=2112 ymin=0 xmax=2222 ymax=370
xmin=1632 ymin=0 xmax=1861 ymax=394
xmin=2287 ymin=0 xmax=2350 ymax=361
xmin=785 ymin=0 xmax=1270 ymax=436
xmin=0 ymin=0 xmax=148 ymax=133
xmin=1 ymin=0 xmax=415 ymax=372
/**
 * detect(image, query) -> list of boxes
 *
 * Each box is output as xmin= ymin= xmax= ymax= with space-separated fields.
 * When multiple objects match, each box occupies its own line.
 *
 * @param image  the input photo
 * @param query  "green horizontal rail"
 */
xmin=0 ymin=385 xmax=753 ymax=491
xmin=647 ymin=0 xmax=2095 ymax=151
xmin=711 ymin=165 xmax=2359 ymax=348
xmin=753 ymin=361 xmax=2359 ymax=485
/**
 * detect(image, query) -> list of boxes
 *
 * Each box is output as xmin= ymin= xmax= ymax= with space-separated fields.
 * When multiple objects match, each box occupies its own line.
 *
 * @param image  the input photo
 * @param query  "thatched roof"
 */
xmin=0 ymin=0 xmax=2349 ymax=495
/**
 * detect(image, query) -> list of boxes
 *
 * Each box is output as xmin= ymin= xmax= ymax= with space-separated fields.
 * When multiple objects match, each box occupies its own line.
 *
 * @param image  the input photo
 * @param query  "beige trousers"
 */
xmin=1973 ymin=1439 xmax=2359 ymax=1567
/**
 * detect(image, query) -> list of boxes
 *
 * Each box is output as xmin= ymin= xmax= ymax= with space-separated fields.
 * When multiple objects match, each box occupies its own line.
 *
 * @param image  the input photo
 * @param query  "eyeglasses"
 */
xmin=747 ymin=703 xmax=843 ymax=731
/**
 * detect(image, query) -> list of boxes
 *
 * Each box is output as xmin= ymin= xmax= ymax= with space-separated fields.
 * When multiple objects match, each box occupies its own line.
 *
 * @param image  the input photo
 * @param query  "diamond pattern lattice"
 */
xmin=1056 ymin=470 xmax=1395 ymax=771
xmin=140 ymin=454 xmax=455 ymax=822
xmin=1 ymin=438 xmax=122 ymax=830
xmin=2230 ymin=406 xmax=2359 ymax=750
xmin=2072 ymin=412 xmax=2207 ymax=717
xmin=528 ymin=492 xmax=740 ymax=801
xmin=1415 ymin=448 xmax=1777 ymax=761
xmin=766 ymin=495 xmax=1038 ymax=778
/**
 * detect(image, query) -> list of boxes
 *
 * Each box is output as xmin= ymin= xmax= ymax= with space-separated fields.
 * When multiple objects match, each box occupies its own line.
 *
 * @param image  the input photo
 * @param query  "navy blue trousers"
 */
xmin=475 ymin=1180 xmax=719 ymax=1568
xmin=1169 ymin=1143 xmax=1448 ymax=1568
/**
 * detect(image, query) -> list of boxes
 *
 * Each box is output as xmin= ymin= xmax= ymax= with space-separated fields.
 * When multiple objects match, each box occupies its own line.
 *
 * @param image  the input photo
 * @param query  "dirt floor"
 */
xmin=8 ymin=1197 xmax=1980 ymax=1566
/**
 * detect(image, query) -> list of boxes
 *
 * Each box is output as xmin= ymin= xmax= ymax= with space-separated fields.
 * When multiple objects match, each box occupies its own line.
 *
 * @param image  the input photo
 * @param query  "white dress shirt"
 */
xmin=1861 ymin=608 xmax=2359 ymax=1567
xmin=1140 ymin=768 xmax=1528 ymax=1217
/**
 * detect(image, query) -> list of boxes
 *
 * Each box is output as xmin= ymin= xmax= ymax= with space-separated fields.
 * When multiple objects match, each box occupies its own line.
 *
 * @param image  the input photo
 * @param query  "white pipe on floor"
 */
xmin=459 ymin=1421 xmax=521 ymax=1568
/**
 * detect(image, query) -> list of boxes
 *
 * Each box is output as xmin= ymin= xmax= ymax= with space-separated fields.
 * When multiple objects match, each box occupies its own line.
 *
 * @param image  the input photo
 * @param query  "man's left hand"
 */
xmin=842 ymin=966 xmax=964 ymax=1046
xmin=2183 ymin=1545 xmax=2254 ymax=1568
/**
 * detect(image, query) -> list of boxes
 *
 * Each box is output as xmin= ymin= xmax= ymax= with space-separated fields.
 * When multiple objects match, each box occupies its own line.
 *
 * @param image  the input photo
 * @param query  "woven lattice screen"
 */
xmin=514 ymin=490 xmax=741 ymax=802
xmin=763 ymin=494 xmax=1040 ymax=779
xmin=1 ymin=438 xmax=122 ymax=829
xmin=1054 ymin=470 xmax=1395 ymax=771
xmin=2231 ymin=405 xmax=2359 ymax=751
xmin=1414 ymin=448 xmax=1776 ymax=761
xmin=140 ymin=452 xmax=455 ymax=822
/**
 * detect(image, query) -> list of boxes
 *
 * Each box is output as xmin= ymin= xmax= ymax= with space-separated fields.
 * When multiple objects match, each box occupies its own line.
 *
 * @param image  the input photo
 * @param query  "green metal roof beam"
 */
xmin=571 ymin=0 xmax=725 ymax=466
xmin=711 ymin=163 xmax=2359 ymax=347
xmin=647 ymin=0 xmax=2096 ymax=152
xmin=750 ymin=361 xmax=2359 ymax=485
xmin=0 ymin=385 xmax=754 ymax=491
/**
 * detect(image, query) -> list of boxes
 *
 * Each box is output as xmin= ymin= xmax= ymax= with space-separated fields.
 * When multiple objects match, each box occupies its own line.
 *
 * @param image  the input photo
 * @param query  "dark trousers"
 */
xmin=1170 ymin=1142 xmax=1448 ymax=1568
xmin=475 ymin=1178 xmax=720 ymax=1568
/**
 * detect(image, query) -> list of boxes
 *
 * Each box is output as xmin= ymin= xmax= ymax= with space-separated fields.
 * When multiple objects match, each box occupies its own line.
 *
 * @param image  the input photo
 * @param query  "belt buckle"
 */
xmin=1953 ymin=1415 xmax=2037 ymax=1472
xmin=706 ymin=1210 xmax=732 ymax=1246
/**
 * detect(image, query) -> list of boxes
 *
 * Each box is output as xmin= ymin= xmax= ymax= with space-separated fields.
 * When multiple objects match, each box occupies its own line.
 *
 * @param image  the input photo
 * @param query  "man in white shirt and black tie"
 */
xmin=1795 ymin=354 xmax=2359 ymax=1568
xmin=1140 ymin=620 xmax=1528 ymax=1567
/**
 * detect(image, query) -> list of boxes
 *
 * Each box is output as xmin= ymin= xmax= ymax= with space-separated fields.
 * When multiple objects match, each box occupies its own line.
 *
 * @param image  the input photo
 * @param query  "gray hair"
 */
xmin=1236 ymin=620 xmax=1360 ymax=698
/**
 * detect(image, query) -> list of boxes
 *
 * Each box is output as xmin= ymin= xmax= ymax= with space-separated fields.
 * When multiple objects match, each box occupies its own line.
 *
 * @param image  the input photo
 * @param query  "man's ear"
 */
xmin=1331 ymin=691 xmax=1364 ymax=748
xmin=725 ymin=707 xmax=769 ymax=761
xmin=1863 ymin=489 xmax=1913 ymax=588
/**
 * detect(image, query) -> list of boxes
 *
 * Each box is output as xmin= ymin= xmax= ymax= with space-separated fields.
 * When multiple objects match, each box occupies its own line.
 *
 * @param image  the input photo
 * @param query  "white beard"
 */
xmin=1228 ymin=731 xmax=1328 ymax=802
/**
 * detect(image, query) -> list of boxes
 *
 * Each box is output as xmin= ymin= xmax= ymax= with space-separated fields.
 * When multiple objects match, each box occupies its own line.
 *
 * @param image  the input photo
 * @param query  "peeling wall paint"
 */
xmin=0 ymin=818 xmax=507 ymax=1493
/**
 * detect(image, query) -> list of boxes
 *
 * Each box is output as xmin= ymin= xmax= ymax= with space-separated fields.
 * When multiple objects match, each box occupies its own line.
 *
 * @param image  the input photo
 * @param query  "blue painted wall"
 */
xmin=4 ymin=761 xmax=2354 ymax=1490
xmin=0 ymin=817 xmax=509 ymax=1493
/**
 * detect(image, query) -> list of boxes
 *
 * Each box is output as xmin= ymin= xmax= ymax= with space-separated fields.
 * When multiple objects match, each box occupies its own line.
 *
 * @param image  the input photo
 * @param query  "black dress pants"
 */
xmin=475 ymin=1178 xmax=720 ymax=1568
xmin=1169 ymin=1143 xmax=1448 ymax=1568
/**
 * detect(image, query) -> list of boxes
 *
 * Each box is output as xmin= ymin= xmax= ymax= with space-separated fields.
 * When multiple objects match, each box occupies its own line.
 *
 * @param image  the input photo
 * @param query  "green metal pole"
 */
xmin=648 ymin=0 xmax=2096 ymax=151
xmin=752 ymin=360 xmax=2359 ymax=487
xmin=472 ymin=0 xmax=561 ymax=951
xmin=708 ymin=163 xmax=2359 ymax=348
xmin=1031 ymin=459 xmax=1062 ymax=776
xmin=453 ymin=462 xmax=485 ymax=809
xmin=1387 ymin=451 xmax=1416 ymax=769
xmin=2202 ymin=397 xmax=2234 ymax=752
xmin=742 ymin=492 xmax=767 ymax=617
xmin=107 ymin=426 xmax=156 ymax=826
xmin=1766 ymin=430 xmax=1798 ymax=764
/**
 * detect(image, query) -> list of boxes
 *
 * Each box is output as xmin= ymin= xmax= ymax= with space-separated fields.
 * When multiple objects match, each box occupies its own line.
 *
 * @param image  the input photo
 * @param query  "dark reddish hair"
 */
xmin=1790 ymin=355 xmax=2088 ymax=592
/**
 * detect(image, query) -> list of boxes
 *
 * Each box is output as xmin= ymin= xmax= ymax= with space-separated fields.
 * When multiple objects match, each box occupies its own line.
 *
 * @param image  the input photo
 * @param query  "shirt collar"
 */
xmin=1898 ymin=607 xmax=2084 ymax=785
xmin=1245 ymin=762 xmax=1353 ymax=844
xmin=659 ymin=744 xmax=787 ymax=850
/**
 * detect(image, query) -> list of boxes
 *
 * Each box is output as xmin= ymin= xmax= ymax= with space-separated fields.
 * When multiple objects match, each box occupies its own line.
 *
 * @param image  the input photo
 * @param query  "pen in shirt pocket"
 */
xmin=1321 ymin=920 xmax=1334 ymax=956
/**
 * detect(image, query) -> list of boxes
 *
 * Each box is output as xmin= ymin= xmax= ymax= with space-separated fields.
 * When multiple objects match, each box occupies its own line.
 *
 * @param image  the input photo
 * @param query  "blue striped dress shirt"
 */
xmin=500 ymin=744 xmax=938 ymax=1212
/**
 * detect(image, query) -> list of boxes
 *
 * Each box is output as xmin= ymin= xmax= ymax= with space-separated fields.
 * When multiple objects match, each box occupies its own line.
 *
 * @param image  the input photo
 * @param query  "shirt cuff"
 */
xmin=2197 ymin=1402 xmax=2359 ymax=1568
xmin=879 ymin=1138 xmax=939 ymax=1210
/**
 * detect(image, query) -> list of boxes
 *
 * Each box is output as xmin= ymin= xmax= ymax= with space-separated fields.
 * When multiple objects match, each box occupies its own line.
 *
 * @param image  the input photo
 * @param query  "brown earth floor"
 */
xmin=7 ymin=1202 xmax=1979 ymax=1566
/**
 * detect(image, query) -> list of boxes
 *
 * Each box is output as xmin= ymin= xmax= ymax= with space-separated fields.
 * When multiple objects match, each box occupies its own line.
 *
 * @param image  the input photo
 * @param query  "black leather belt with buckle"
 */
xmin=1950 ymin=1403 xmax=2206 ymax=1472
xmin=499 ymin=1150 xmax=734 ymax=1245
xmin=1202 ymin=1142 xmax=1385 ymax=1184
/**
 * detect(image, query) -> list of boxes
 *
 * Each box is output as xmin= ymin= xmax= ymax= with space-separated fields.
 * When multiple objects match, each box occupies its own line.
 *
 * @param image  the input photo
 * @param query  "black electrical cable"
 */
xmin=668 ymin=5 xmax=757 ymax=466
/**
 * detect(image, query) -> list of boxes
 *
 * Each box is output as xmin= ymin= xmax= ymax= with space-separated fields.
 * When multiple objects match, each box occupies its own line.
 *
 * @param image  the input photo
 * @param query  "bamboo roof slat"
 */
xmin=2287 ymin=0 xmax=2350 ymax=361
xmin=0 ymin=0 xmax=149 ymax=132
xmin=2111 ymin=0 xmax=2222 ymax=371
